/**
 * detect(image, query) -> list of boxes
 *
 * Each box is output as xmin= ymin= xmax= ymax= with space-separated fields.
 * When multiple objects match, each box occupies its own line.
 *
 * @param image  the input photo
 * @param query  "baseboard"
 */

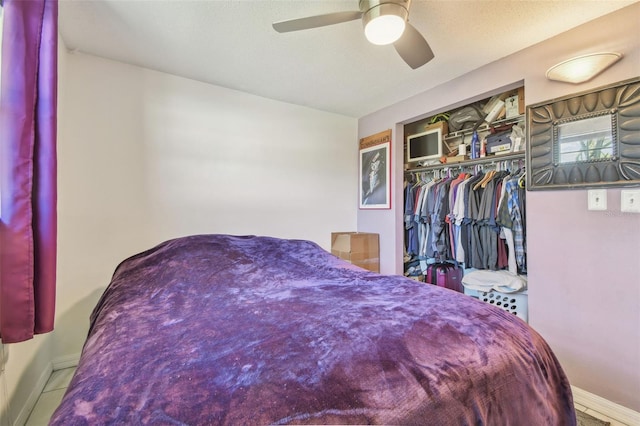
xmin=1 ymin=344 xmax=9 ymax=426
xmin=572 ymin=385 xmax=640 ymax=425
xmin=52 ymin=353 xmax=80 ymax=371
xmin=13 ymin=362 xmax=52 ymax=426
xmin=12 ymin=354 xmax=80 ymax=426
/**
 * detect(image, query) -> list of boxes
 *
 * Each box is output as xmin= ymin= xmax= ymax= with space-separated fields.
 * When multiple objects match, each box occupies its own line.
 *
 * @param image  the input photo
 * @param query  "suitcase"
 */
xmin=426 ymin=262 xmax=464 ymax=293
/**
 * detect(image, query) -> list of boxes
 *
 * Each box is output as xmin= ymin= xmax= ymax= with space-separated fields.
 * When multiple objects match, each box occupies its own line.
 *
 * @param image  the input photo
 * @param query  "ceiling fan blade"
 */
xmin=393 ymin=22 xmax=435 ymax=69
xmin=272 ymin=11 xmax=362 ymax=33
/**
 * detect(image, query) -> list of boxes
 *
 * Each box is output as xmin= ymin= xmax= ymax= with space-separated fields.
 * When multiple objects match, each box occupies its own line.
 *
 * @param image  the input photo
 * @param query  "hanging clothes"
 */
xmin=497 ymin=170 xmax=527 ymax=274
xmin=404 ymin=165 xmax=527 ymax=275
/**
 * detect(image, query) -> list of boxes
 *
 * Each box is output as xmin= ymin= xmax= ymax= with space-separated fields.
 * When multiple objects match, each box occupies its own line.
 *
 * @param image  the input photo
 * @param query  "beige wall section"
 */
xmin=358 ymin=4 xmax=640 ymax=412
xmin=53 ymin=50 xmax=358 ymax=357
xmin=2 ymin=39 xmax=358 ymax=422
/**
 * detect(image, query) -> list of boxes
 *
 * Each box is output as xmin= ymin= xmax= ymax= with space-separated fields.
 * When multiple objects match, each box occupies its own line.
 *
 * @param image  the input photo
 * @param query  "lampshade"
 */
xmin=363 ymin=3 xmax=407 ymax=46
xmin=546 ymin=52 xmax=623 ymax=84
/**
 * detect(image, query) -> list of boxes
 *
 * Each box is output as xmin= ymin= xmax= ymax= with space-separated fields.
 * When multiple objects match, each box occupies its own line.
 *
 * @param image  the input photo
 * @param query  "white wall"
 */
xmin=53 ymin=50 xmax=358 ymax=356
xmin=3 ymin=44 xmax=358 ymax=422
xmin=358 ymin=3 xmax=640 ymax=411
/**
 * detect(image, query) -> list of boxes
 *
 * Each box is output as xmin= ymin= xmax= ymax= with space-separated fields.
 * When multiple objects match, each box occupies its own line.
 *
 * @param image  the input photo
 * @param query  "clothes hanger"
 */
xmin=479 ymin=170 xmax=497 ymax=189
xmin=410 ymin=172 xmax=421 ymax=188
xmin=518 ymin=171 xmax=527 ymax=188
xmin=473 ymin=162 xmax=496 ymax=189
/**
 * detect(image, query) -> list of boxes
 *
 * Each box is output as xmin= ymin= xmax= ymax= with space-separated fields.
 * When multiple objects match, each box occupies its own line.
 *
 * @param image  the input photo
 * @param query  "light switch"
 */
xmin=621 ymin=190 xmax=640 ymax=213
xmin=587 ymin=189 xmax=607 ymax=211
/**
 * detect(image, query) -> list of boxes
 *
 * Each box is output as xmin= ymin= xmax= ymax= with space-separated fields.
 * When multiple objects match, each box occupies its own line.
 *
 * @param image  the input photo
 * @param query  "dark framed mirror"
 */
xmin=527 ymin=77 xmax=640 ymax=190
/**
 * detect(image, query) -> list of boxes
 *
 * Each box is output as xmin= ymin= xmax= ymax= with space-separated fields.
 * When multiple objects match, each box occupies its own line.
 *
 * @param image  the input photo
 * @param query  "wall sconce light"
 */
xmin=546 ymin=52 xmax=623 ymax=84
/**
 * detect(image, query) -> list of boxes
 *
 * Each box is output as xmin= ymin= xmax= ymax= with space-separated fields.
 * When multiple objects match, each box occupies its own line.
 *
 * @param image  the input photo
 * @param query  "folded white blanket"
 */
xmin=462 ymin=270 xmax=527 ymax=293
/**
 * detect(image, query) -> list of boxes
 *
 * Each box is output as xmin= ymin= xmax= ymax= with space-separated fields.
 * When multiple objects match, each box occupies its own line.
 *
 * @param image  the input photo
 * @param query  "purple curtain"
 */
xmin=0 ymin=0 xmax=58 ymax=343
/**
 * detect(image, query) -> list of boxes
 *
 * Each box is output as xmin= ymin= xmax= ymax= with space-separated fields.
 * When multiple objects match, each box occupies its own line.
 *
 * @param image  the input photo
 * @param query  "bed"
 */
xmin=50 ymin=234 xmax=576 ymax=425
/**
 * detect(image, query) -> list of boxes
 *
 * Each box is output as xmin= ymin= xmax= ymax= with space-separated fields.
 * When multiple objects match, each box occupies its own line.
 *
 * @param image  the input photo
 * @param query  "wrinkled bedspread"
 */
xmin=50 ymin=234 xmax=575 ymax=425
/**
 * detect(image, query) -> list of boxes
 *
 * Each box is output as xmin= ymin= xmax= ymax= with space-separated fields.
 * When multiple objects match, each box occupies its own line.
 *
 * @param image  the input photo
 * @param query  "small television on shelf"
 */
xmin=406 ymin=126 xmax=443 ymax=164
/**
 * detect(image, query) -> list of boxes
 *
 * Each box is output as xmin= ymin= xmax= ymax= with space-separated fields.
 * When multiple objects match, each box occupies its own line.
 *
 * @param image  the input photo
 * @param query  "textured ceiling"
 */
xmin=58 ymin=0 xmax=637 ymax=118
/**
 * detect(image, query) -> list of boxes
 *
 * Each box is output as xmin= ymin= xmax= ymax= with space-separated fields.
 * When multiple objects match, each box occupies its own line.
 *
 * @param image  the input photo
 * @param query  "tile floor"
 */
xmin=24 ymin=367 xmax=632 ymax=425
xmin=24 ymin=368 xmax=75 ymax=426
xmin=573 ymin=401 xmax=630 ymax=426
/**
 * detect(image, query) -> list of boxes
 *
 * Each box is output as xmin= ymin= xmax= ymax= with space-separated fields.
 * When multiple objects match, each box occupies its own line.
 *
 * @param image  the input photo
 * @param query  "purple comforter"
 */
xmin=50 ymin=235 xmax=575 ymax=425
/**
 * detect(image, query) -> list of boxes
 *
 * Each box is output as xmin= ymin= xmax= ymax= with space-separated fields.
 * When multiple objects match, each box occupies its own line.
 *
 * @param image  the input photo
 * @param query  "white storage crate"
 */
xmin=464 ymin=288 xmax=528 ymax=322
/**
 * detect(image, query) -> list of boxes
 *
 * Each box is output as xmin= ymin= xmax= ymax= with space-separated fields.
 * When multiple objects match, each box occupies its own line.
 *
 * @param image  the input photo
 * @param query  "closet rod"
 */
xmin=404 ymin=152 xmax=525 ymax=174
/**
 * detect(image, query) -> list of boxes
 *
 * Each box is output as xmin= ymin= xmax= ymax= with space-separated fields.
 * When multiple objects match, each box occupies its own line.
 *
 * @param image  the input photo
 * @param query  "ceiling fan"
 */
xmin=272 ymin=0 xmax=434 ymax=69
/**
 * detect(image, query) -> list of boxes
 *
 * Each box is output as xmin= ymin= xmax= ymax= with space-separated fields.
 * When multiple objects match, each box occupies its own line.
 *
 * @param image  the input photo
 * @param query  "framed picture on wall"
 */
xmin=359 ymin=130 xmax=391 ymax=209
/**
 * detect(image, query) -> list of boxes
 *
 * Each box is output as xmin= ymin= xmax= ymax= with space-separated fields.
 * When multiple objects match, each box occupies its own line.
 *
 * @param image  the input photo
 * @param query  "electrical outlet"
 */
xmin=588 ymin=189 xmax=607 ymax=211
xmin=621 ymin=190 xmax=640 ymax=213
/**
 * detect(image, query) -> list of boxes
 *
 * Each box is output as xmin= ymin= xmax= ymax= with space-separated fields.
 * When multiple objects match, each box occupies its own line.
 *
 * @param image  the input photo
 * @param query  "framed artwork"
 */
xmin=359 ymin=130 xmax=391 ymax=209
xmin=527 ymin=76 xmax=640 ymax=190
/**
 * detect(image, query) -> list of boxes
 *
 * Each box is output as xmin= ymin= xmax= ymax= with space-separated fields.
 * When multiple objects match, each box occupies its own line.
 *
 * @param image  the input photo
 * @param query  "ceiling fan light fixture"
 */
xmin=363 ymin=3 xmax=407 ymax=46
xmin=546 ymin=52 xmax=623 ymax=84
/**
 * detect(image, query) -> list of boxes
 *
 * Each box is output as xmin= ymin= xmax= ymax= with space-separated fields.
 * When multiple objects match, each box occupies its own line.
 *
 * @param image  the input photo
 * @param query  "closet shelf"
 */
xmin=405 ymin=152 xmax=525 ymax=174
xmin=443 ymin=114 xmax=525 ymax=143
